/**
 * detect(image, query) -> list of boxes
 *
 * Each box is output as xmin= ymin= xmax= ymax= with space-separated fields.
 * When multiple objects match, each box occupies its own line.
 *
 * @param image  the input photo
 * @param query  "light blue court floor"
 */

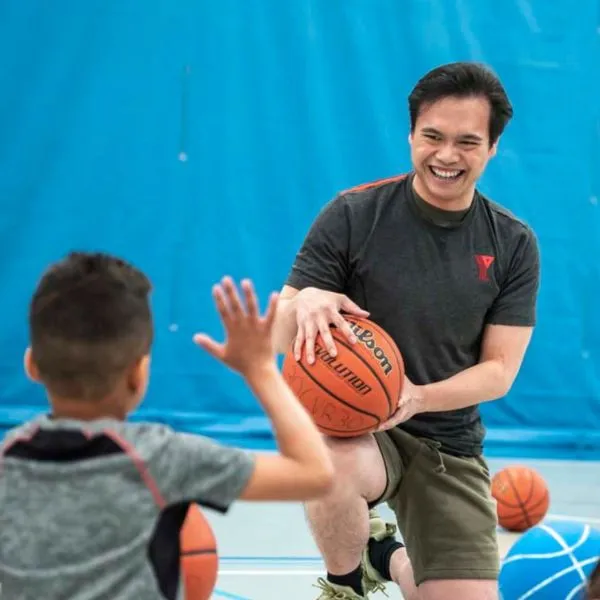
xmin=207 ymin=458 xmax=600 ymax=600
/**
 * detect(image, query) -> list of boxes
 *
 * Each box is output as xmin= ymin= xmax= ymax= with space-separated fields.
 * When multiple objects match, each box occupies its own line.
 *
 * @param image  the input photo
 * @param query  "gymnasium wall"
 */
xmin=0 ymin=1 xmax=599 ymax=458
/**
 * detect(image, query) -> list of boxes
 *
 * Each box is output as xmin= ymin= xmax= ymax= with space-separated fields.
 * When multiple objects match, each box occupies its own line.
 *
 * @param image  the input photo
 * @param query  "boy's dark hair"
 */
xmin=408 ymin=61 xmax=513 ymax=146
xmin=29 ymin=252 xmax=153 ymax=401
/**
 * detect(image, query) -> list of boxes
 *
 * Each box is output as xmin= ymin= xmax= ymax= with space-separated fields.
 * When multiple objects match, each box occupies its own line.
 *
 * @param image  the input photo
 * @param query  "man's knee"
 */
xmin=321 ymin=434 xmax=388 ymax=502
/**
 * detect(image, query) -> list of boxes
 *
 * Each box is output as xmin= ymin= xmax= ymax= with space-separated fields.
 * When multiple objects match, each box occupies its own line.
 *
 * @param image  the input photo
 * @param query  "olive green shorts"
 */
xmin=372 ymin=427 xmax=500 ymax=586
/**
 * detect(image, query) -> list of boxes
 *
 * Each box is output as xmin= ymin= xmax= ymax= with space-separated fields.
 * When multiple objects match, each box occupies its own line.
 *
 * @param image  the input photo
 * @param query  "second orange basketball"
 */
xmin=282 ymin=316 xmax=404 ymax=437
xmin=491 ymin=465 xmax=550 ymax=532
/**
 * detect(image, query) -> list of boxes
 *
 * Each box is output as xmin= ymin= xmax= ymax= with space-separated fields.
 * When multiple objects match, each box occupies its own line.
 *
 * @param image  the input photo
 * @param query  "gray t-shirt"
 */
xmin=0 ymin=415 xmax=255 ymax=599
xmin=286 ymin=173 xmax=540 ymax=456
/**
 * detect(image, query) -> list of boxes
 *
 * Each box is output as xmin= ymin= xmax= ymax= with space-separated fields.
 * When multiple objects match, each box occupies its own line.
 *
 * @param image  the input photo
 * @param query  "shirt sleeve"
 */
xmin=285 ymin=194 xmax=352 ymax=293
xmin=486 ymin=226 xmax=541 ymax=327
xmin=146 ymin=426 xmax=256 ymax=513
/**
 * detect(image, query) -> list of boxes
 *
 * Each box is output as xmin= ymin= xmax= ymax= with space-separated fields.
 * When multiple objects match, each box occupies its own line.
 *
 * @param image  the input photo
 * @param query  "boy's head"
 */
xmin=25 ymin=252 xmax=153 ymax=417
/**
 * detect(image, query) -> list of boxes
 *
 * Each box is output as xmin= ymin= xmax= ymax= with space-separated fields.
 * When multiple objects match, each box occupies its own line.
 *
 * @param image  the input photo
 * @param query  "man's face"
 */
xmin=409 ymin=95 xmax=497 ymax=209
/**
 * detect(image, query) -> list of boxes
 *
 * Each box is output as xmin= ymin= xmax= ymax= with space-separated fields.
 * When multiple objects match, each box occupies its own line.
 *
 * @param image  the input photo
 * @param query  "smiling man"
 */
xmin=273 ymin=62 xmax=541 ymax=600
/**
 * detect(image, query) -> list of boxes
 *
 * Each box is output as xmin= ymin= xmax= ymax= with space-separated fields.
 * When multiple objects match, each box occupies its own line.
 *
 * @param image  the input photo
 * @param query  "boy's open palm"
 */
xmin=194 ymin=276 xmax=279 ymax=374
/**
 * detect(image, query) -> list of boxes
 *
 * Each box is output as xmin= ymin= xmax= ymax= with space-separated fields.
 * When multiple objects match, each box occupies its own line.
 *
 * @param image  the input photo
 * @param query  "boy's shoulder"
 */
xmin=1 ymin=416 xmax=45 ymax=449
xmin=0 ymin=415 xmax=177 ymax=460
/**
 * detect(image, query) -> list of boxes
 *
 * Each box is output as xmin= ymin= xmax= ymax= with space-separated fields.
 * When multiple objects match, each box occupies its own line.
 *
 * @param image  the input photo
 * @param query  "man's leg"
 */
xmin=364 ymin=513 xmax=496 ymax=600
xmin=305 ymin=433 xmax=411 ymax=598
xmin=386 ymin=428 xmax=500 ymax=600
xmin=304 ymin=434 xmax=385 ymax=575
xmin=360 ymin=430 xmax=421 ymax=600
xmin=418 ymin=578 xmax=498 ymax=599
xmin=363 ymin=514 xmax=419 ymax=599
xmin=388 ymin=547 xmax=418 ymax=596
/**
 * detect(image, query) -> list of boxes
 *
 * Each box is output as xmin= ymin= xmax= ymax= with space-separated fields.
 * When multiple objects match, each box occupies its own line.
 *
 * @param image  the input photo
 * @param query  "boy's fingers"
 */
xmin=242 ymin=279 xmax=259 ymax=319
xmin=221 ymin=277 xmax=245 ymax=319
xmin=193 ymin=334 xmax=225 ymax=360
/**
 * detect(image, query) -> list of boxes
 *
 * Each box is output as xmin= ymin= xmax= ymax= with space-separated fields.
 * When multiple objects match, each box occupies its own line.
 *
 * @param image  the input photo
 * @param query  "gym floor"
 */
xmin=207 ymin=458 xmax=600 ymax=600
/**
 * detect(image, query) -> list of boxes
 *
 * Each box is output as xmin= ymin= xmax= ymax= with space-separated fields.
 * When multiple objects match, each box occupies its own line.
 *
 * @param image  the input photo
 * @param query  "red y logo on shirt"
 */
xmin=475 ymin=254 xmax=495 ymax=281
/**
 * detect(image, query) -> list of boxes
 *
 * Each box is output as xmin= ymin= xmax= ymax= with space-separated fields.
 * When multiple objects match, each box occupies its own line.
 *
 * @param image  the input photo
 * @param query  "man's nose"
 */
xmin=435 ymin=143 xmax=459 ymax=164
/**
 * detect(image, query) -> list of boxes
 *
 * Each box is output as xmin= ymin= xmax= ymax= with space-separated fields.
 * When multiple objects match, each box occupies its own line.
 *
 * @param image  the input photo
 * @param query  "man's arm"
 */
xmin=383 ymin=225 xmax=541 ymax=427
xmin=272 ymin=193 xmax=360 ymax=356
xmin=272 ymin=286 xmax=300 ymax=354
xmin=418 ymin=323 xmax=534 ymax=412
xmin=271 ymin=193 xmax=349 ymax=357
xmin=418 ymin=226 xmax=540 ymax=413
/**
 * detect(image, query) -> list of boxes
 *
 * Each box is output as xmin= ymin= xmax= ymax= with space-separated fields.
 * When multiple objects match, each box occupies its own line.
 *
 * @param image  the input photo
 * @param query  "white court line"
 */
xmin=546 ymin=513 xmax=600 ymax=525
xmin=217 ymin=514 xmax=600 ymax=576
xmin=219 ymin=570 xmax=322 ymax=576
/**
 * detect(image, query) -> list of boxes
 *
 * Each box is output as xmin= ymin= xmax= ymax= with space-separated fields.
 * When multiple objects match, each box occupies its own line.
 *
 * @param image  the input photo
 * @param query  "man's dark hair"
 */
xmin=408 ymin=62 xmax=513 ymax=146
xmin=28 ymin=251 xmax=153 ymax=401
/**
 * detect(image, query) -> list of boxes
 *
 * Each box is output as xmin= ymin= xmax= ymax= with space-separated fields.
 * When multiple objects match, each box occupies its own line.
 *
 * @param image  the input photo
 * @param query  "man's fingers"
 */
xmin=294 ymin=308 xmax=349 ymax=362
xmin=316 ymin=315 xmax=337 ymax=357
xmin=376 ymin=405 xmax=408 ymax=432
xmin=339 ymin=295 xmax=370 ymax=317
xmin=302 ymin=320 xmax=319 ymax=364
xmin=330 ymin=312 xmax=357 ymax=345
xmin=293 ymin=325 xmax=306 ymax=361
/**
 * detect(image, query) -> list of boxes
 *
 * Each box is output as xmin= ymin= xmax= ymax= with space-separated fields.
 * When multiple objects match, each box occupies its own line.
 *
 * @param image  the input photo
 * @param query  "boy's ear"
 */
xmin=24 ymin=347 xmax=41 ymax=383
xmin=127 ymin=355 xmax=150 ymax=394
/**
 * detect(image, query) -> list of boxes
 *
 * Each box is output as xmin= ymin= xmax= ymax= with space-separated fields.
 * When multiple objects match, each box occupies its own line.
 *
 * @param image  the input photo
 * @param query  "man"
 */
xmin=273 ymin=62 xmax=541 ymax=600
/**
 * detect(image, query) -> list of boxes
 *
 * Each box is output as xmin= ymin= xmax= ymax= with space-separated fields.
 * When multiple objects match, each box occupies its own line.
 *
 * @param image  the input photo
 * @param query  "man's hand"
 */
xmin=376 ymin=376 xmax=425 ymax=432
xmin=291 ymin=287 xmax=369 ymax=364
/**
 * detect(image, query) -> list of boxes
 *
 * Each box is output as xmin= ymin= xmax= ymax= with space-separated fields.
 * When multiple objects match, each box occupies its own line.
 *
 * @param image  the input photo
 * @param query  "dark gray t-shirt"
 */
xmin=0 ymin=416 xmax=255 ymax=599
xmin=286 ymin=173 xmax=540 ymax=456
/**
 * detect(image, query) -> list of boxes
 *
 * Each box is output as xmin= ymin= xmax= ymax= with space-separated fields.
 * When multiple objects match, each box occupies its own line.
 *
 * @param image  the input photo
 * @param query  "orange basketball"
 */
xmin=282 ymin=315 xmax=404 ymax=437
xmin=180 ymin=504 xmax=218 ymax=599
xmin=491 ymin=466 xmax=550 ymax=532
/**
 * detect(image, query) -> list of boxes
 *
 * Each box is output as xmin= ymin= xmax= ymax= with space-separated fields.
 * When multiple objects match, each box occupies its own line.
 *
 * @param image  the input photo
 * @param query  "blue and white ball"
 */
xmin=500 ymin=519 xmax=600 ymax=599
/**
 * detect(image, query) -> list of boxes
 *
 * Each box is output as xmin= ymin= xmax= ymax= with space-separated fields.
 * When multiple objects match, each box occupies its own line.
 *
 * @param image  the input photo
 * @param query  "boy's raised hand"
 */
xmin=194 ymin=277 xmax=279 ymax=375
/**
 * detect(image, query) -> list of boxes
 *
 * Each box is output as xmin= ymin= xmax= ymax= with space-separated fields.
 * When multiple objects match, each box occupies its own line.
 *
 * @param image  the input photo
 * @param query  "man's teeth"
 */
xmin=431 ymin=167 xmax=461 ymax=179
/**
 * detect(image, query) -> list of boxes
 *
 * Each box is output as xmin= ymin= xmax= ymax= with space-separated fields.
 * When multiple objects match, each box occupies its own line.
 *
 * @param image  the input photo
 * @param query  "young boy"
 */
xmin=0 ymin=251 xmax=334 ymax=599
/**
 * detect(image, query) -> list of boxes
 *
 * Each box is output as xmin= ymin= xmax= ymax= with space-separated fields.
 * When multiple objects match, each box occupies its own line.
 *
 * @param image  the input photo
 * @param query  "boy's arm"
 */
xmin=237 ymin=362 xmax=333 ymax=501
xmin=147 ymin=363 xmax=334 ymax=509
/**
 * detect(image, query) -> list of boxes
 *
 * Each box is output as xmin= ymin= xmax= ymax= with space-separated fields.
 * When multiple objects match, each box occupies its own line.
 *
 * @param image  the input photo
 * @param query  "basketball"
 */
xmin=180 ymin=504 xmax=218 ymax=599
xmin=499 ymin=519 xmax=600 ymax=599
xmin=281 ymin=315 xmax=404 ymax=437
xmin=491 ymin=465 xmax=550 ymax=532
